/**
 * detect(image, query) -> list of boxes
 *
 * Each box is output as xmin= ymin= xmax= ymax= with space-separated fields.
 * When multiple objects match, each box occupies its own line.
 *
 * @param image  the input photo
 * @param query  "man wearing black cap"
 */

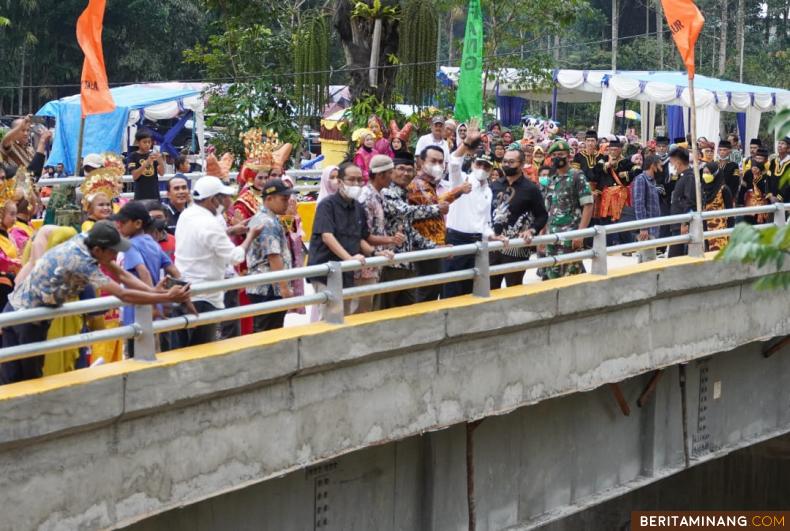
xmin=668 ymin=147 xmax=697 ymax=257
xmin=444 ymin=130 xmax=509 ymax=297
xmin=380 ymin=152 xmax=444 ymax=309
xmin=245 ymin=179 xmax=298 ymax=331
xmin=716 ymin=140 xmax=741 ymax=200
xmin=572 ymin=130 xmax=604 ymax=184
xmin=0 ymin=221 xmax=191 ymax=384
xmin=742 ymin=138 xmax=762 ymax=174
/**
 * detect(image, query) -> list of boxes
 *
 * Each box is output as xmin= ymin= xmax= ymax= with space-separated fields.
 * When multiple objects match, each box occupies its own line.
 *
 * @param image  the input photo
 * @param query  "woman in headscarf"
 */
xmin=700 ymin=162 xmax=733 ymax=251
xmin=317 ymin=165 xmax=339 ymax=204
xmin=353 ymin=130 xmax=377 ymax=182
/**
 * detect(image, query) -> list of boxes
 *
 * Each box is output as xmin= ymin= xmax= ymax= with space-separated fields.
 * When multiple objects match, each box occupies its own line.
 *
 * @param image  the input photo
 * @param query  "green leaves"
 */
xmin=717 ymin=222 xmax=790 ymax=290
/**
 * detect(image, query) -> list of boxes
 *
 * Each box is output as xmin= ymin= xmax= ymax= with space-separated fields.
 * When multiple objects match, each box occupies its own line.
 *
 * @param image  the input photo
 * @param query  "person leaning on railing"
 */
xmin=0 ymin=221 xmax=192 ymax=385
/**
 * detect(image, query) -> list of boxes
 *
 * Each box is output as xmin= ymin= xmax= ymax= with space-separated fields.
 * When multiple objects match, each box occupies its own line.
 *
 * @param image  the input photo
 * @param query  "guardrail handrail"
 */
xmin=0 ymin=203 xmax=786 ymax=365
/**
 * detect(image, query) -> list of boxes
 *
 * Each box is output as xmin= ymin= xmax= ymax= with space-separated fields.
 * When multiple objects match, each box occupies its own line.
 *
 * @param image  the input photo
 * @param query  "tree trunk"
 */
xmin=736 ymin=0 xmax=744 ymax=81
xmin=553 ymin=35 xmax=560 ymax=63
xmin=656 ymin=0 xmax=664 ymax=69
xmin=369 ymin=18 xmax=382 ymax=88
xmin=18 ymin=47 xmax=25 ymax=116
xmin=448 ymin=14 xmax=454 ymax=64
xmin=611 ymin=0 xmax=618 ymax=70
xmin=718 ymin=0 xmax=728 ymax=76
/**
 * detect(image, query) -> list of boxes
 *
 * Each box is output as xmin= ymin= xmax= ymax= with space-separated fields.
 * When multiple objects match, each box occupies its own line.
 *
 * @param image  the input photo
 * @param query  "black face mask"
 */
xmin=503 ymin=166 xmax=520 ymax=177
xmin=552 ymin=156 xmax=568 ymax=169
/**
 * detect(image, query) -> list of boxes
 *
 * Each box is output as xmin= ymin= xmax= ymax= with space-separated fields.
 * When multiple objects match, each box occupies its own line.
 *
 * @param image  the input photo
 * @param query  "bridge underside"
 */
xmin=1 ymin=255 xmax=789 ymax=530
xmin=126 ymin=340 xmax=790 ymax=531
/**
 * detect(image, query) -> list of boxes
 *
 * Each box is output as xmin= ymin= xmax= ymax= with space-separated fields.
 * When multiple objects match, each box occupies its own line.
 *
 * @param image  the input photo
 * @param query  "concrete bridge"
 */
xmin=1 ymin=253 xmax=788 ymax=531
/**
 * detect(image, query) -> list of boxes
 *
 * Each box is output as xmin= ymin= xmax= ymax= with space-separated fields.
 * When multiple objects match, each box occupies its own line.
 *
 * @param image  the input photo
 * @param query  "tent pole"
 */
xmin=76 ymin=116 xmax=86 ymax=176
xmin=688 ymin=77 xmax=703 ymax=214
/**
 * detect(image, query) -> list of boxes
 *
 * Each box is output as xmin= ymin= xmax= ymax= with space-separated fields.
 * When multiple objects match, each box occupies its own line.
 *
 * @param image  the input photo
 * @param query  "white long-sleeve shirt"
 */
xmin=175 ymin=204 xmax=246 ymax=308
xmin=415 ymin=133 xmax=450 ymax=162
xmin=447 ymin=154 xmax=494 ymax=238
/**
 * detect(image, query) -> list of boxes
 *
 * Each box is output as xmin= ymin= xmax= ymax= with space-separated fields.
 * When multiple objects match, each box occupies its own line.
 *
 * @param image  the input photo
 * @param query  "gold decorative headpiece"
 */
xmin=80 ymin=164 xmax=123 ymax=210
xmin=240 ymin=128 xmax=282 ymax=171
xmin=0 ymin=177 xmax=17 ymax=202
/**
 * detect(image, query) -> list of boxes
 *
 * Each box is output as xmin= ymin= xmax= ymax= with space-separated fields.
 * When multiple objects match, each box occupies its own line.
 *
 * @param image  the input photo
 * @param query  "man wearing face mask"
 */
xmin=308 ymin=162 xmax=385 ymax=318
xmin=174 ymin=176 xmax=264 ymax=347
xmin=443 ymin=131 xmax=510 ymax=298
xmin=490 ymin=146 xmax=548 ymax=289
xmin=408 ymin=146 xmax=471 ymax=302
xmin=380 ymin=153 xmax=447 ymax=309
xmin=540 ymin=140 xmax=594 ymax=280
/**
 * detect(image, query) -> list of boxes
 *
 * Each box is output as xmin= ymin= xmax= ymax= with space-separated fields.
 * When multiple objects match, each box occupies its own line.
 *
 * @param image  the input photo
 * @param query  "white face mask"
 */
xmin=343 ymin=184 xmax=362 ymax=200
xmin=425 ymin=164 xmax=444 ymax=181
xmin=472 ymin=169 xmax=489 ymax=182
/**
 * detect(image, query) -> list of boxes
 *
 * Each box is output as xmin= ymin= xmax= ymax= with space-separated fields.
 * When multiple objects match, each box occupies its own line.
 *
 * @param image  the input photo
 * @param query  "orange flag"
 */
xmin=661 ymin=0 xmax=705 ymax=78
xmin=76 ymin=0 xmax=115 ymax=118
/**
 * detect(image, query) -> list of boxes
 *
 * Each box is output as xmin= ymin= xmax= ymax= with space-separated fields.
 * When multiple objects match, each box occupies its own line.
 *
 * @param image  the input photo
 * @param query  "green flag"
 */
xmin=454 ymin=0 xmax=483 ymax=122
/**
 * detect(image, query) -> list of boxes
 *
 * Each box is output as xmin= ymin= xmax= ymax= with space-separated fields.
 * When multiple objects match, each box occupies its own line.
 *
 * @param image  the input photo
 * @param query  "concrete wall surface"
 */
xmin=0 ymin=255 xmax=788 ymax=530
xmin=125 ymin=341 xmax=790 ymax=531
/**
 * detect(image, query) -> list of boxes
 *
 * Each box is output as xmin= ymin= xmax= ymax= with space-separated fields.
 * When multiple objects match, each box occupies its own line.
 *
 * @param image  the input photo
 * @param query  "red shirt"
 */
xmin=159 ymin=233 xmax=176 ymax=262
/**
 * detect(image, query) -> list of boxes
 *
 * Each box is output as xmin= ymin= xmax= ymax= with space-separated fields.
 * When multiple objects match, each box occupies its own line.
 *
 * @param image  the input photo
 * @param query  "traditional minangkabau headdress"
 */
xmin=389 ymin=120 xmax=415 ymax=143
xmin=241 ymin=128 xmax=281 ymax=172
xmin=80 ymin=162 xmax=123 ymax=210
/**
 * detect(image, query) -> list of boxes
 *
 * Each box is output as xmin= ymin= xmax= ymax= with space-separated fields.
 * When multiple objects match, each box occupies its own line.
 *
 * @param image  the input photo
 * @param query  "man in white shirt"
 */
xmin=173 ymin=176 xmax=263 ymax=347
xmin=443 ymin=128 xmax=508 ymax=298
xmin=415 ymin=116 xmax=451 ymax=163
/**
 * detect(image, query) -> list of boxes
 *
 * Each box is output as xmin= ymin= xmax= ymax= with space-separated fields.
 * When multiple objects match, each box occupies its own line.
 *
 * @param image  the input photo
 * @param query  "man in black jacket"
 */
xmin=669 ymin=147 xmax=698 ymax=258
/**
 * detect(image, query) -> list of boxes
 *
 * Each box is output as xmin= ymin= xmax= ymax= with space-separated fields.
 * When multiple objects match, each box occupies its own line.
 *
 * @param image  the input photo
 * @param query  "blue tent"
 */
xmin=36 ymin=84 xmax=204 ymax=174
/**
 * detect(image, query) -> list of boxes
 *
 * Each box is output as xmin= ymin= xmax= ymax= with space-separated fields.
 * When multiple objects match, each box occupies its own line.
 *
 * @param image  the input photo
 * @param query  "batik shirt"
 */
xmin=9 ymin=234 xmax=109 ymax=309
xmin=543 ymin=168 xmax=594 ymax=234
xmin=382 ymin=182 xmax=439 ymax=270
xmin=357 ymin=183 xmax=387 ymax=280
xmin=246 ymin=206 xmax=292 ymax=298
xmin=407 ymin=175 xmax=466 ymax=245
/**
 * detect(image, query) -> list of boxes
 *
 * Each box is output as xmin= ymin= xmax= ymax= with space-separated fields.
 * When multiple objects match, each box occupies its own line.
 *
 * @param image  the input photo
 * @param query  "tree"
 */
xmin=333 ymin=0 xmax=402 ymax=101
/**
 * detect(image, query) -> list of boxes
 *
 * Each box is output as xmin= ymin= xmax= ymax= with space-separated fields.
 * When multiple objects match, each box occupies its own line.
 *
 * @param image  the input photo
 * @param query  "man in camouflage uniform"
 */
xmin=540 ymin=140 xmax=594 ymax=280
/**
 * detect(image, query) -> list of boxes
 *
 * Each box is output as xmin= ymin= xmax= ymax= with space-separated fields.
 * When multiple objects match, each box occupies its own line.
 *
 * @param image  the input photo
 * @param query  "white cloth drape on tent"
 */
xmin=597 ymin=88 xmax=618 ymax=137
xmin=745 ymin=108 xmax=762 ymax=146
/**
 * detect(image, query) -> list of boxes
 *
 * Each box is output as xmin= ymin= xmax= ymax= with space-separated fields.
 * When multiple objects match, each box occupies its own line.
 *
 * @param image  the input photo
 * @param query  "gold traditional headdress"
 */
xmin=240 ymin=128 xmax=281 ymax=171
xmin=80 ymin=155 xmax=123 ymax=210
xmin=0 ymin=177 xmax=17 ymax=202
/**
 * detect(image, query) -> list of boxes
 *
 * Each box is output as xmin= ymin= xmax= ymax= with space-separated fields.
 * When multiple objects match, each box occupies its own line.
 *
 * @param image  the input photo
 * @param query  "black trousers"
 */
xmin=667 ymin=225 xmax=687 ymax=258
xmin=219 ymin=289 xmax=241 ymax=340
xmin=247 ymin=293 xmax=286 ymax=332
xmin=415 ymin=258 xmax=443 ymax=303
xmin=0 ymin=303 xmax=50 ymax=385
xmin=170 ymin=300 xmax=219 ymax=349
xmin=376 ymin=267 xmax=416 ymax=309
xmin=442 ymin=229 xmax=481 ymax=299
xmin=490 ymin=252 xmax=527 ymax=289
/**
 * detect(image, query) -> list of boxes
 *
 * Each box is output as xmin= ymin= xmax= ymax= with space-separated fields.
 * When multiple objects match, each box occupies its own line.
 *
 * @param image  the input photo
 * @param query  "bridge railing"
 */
xmin=0 ymin=204 xmax=786 ymax=365
xmin=36 ymin=169 xmax=323 ymax=200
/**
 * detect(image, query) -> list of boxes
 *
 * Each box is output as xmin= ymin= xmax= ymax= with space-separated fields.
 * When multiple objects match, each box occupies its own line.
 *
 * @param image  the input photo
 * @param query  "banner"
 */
xmin=76 ymin=0 xmax=115 ymax=118
xmin=454 ymin=0 xmax=483 ymax=122
xmin=661 ymin=0 xmax=705 ymax=78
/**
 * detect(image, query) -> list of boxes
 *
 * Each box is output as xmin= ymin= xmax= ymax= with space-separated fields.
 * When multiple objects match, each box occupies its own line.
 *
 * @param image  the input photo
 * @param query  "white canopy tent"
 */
xmin=438 ymin=67 xmax=790 ymax=144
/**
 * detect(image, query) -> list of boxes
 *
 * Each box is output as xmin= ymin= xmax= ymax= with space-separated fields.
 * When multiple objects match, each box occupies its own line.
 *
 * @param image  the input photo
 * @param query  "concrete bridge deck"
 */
xmin=1 ymin=253 xmax=788 ymax=530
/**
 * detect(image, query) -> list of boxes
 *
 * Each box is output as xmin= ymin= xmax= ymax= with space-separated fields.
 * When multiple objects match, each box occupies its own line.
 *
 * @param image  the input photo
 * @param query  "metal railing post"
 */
xmin=774 ymin=204 xmax=786 ymax=227
xmin=687 ymin=213 xmax=705 ymax=258
xmin=323 ymin=261 xmax=345 ymax=325
xmin=472 ymin=239 xmax=491 ymax=298
xmin=132 ymin=304 xmax=157 ymax=361
xmin=591 ymin=225 xmax=608 ymax=275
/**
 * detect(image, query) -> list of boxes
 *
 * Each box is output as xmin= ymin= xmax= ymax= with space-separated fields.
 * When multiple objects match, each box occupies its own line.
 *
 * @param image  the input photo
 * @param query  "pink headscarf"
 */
xmin=317 ymin=165 xmax=339 ymax=203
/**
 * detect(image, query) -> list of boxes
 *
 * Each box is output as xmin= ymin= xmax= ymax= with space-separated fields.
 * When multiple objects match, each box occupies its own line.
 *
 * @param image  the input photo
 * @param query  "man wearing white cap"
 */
xmin=173 ymin=176 xmax=263 ymax=347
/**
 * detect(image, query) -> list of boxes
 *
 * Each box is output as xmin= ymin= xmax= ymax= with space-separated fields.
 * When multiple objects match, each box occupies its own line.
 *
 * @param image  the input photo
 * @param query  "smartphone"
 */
xmin=164 ymin=275 xmax=189 ymax=289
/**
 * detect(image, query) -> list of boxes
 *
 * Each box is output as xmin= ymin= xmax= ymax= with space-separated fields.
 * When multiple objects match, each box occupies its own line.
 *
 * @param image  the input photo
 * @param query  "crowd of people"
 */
xmin=0 ymin=112 xmax=788 ymax=385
